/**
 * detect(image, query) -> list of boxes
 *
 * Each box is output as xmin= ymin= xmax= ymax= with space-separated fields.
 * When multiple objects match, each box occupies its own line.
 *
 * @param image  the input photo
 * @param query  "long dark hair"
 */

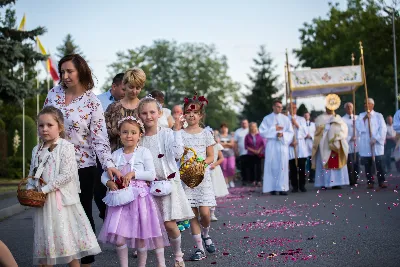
xmin=58 ymin=54 xmax=94 ymax=91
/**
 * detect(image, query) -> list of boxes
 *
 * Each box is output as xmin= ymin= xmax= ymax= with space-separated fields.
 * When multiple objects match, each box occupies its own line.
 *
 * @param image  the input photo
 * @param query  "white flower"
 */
xmin=13 ymin=129 xmax=20 ymax=156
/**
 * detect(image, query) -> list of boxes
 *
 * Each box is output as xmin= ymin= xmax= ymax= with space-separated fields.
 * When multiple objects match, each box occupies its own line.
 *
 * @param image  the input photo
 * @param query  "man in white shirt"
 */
xmin=385 ymin=115 xmax=396 ymax=171
xmin=234 ymin=119 xmax=250 ymax=185
xmin=287 ymin=103 xmax=308 ymax=192
xmin=259 ymin=100 xmax=294 ymax=195
xmin=355 ymin=98 xmax=387 ymax=189
xmin=96 ymin=73 xmax=125 ymax=111
xmin=342 ymin=102 xmax=360 ymax=185
xmin=304 ymin=112 xmax=316 ymax=183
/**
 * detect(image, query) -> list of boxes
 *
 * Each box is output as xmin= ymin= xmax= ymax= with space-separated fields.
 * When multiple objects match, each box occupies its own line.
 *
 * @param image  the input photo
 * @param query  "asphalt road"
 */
xmin=1 ymin=172 xmax=400 ymax=267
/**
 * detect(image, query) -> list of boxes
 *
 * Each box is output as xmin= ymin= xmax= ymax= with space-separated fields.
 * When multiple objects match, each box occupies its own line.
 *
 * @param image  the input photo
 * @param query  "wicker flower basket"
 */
xmin=179 ymin=147 xmax=206 ymax=189
xmin=17 ymin=176 xmax=47 ymax=208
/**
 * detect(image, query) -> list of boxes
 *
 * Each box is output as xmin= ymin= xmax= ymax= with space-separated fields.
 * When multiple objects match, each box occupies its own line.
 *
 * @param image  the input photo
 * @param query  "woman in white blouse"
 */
xmin=43 ymin=54 xmax=120 ymax=266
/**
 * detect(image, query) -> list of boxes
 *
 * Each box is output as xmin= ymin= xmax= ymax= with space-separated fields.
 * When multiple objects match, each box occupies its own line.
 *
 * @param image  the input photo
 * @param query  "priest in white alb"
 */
xmin=312 ymin=94 xmax=350 ymax=189
xmin=355 ymin=98 xmax=387 ymax=189
xmin=259 ymin=100 xmax=294 ymax=195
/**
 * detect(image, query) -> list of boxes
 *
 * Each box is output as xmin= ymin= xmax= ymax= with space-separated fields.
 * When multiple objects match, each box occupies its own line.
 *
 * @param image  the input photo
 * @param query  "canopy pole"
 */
xmin=359 ymin=41 xmax=377 ymax=175
xmin=351 ymin=53 xmax=357 ymax=181
xmin=286 ymin=49 xmax=298 ymax=167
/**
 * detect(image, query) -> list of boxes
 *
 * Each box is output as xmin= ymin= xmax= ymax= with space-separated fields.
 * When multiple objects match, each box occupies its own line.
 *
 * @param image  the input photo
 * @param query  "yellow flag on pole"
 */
xmin=36 ymin=36 xmax=47 ymax=55
xmin=18 ymin=13 xmax=26 ymax=31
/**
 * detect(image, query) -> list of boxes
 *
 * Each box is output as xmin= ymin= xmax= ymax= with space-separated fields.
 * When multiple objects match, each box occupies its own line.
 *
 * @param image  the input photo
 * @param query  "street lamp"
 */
xmin=384 ymin=6 xmax=399 ymax=111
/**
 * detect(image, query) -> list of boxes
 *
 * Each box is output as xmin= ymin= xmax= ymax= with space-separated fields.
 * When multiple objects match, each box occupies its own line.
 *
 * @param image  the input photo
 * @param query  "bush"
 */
xmin=0 ymin=156 xmax=29 ymax=178
xmin=7 ymin=115 xmax=37 ymax=159
xmin=0 ymin=118 xmax=5 ymax=130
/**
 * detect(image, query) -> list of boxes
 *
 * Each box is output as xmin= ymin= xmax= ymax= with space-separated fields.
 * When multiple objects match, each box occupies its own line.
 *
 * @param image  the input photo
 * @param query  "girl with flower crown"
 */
xmin=179 ymin=94 xmax=217 ymax=261
xmin=137 ymin=95 xmax=194 ymax=267
xmin=98 ymin=116 xmax=169 ymax=267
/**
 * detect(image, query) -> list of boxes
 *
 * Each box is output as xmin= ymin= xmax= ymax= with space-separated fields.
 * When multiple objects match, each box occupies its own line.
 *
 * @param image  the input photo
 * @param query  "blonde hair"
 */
xmin=138 ymin=96 xmax=162 ymax=114
xmin=123 ymin=67 xmax=146 ymax=88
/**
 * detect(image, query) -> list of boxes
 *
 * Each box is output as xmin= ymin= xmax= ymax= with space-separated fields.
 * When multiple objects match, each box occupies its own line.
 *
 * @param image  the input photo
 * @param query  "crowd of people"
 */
xmin=1 ymin=52 xmax=399 ymax=267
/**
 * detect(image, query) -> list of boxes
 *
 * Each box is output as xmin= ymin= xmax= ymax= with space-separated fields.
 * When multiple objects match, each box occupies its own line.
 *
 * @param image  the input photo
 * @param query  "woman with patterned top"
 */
xmin=43 ymin=54 xmax=120 ymax=266
xmin=105 ymin=68 xmax=145 ymax=152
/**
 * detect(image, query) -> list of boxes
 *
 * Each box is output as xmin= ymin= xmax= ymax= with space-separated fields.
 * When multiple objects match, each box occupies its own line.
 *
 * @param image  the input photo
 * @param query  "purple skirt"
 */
xmin=98 ymin=180 xmax=169 ymax=250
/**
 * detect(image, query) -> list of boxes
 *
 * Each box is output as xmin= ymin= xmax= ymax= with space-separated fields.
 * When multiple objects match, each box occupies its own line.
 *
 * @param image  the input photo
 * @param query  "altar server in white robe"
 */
xmin=342 ymin=102 xmax=360 ymax=185
xmin=304 ymin=112 xmax=316 ymax=182
xmin=287 ymin=103 xmax=308 ymax=193
xmin=312 ymin=94 xmax=350 ymax=189
xmin=355 ymin=98 xmax=387 ymax=189
xmin=259 ymin=100 xmax=294 ymax=195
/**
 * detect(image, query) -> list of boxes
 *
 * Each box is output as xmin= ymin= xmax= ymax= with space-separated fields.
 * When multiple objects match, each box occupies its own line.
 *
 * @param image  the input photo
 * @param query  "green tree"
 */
xmin=294 ymin=0 xmax=398 ymax=117
xmin=104 ymin=39 xmax=240 ymax=130
xmin=56 ymin=33 xmax=85 ymax=59
xmin=241 ymin=45 xmax=282 ymax=124
xmin=0 ymin=0 xmax=46 ymax=103
xmin=0 ymin=80 xmax=48 ymax=127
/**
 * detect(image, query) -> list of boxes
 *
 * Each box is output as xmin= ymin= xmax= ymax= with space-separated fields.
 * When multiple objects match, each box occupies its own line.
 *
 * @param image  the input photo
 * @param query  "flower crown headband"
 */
xmin=117 ymin=116 xmax=146 ymax=133
xmin=183 ymin=92 xmax=209 ymax=111
xmin=141 ymin=94 xmax=163 ymax=110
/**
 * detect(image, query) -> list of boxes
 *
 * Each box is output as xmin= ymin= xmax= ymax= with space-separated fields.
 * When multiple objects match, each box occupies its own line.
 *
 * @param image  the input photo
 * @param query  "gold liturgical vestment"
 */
xmin=312 ymin=113 xmax=349 ymax=170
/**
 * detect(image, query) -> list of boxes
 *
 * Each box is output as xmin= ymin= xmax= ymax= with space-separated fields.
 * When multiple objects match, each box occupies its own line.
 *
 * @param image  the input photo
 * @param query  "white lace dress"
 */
xmin=140 ymin=128 xmax=194 ymax=221
xmin=29 ymin=142 xmax=101 ymax=265
xmin=181 ymin=129 xmax=217 ymax=207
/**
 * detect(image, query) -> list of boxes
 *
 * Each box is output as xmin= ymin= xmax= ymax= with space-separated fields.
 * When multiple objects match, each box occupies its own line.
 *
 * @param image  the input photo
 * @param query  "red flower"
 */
xmin=115 ymin=178 xmax=125 ymax=189
xmin=158 ymin=154 xmax=164 ymax=158
xmin=167 ymin=172 xmax=176 ymax=179
xmin=156 ymin=189 xmax=161 ymax=193
xmin=198 ymin=96 xmax=208 ymax=104
xmin=193 ymin=95 xmax=197 ymax=100
xmin=190 ymin=104 xmax=196 ymax=110
xmin=184 ymin=97 xmax=189 ymax=104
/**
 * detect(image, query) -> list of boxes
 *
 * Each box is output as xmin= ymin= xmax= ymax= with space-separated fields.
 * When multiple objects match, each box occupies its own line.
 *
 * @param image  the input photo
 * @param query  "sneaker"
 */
xmin=229 ymin=181 xmax=235 ymax=188
xmin=183 ymin=220 xmax=190 ymax=229
xmin=202 ymin=236 xmax=216 ymax=253
xmin=270 ymin=191 xmax=277 ymax=195
xmin=211 ymin=214 xmax=218 ymax=221
xmin=279 ymin=191 xmax=288 ymax=196
xmin=332 ymin=186 xmax=342 ymax=189
xmin=189 ymin=249 xmax=206 ymax=261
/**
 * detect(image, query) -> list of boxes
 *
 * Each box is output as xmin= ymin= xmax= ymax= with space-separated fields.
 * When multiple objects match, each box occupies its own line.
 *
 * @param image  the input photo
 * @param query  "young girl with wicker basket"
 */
xmin=26 ymin=106 xmax=101 ymax=266
xmin=137 ymin=96 xmax=194 ymax=267
xmin=179 ymin=94 xmax=217 ymax=261
xmin=98 ymin=116 xmax=169 ymax=267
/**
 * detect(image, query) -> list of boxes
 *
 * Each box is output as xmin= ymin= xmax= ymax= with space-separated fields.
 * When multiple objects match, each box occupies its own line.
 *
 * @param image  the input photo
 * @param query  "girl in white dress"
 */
xmin=137 ymin=96 xmax=194 ymax=267
xmin=209 ymin=131 xmax=229 ymax=221
xmin=27 ymin=106 xmax=101 ymax=266
xmin=180 ymin=94 xmax=217 ymax=261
